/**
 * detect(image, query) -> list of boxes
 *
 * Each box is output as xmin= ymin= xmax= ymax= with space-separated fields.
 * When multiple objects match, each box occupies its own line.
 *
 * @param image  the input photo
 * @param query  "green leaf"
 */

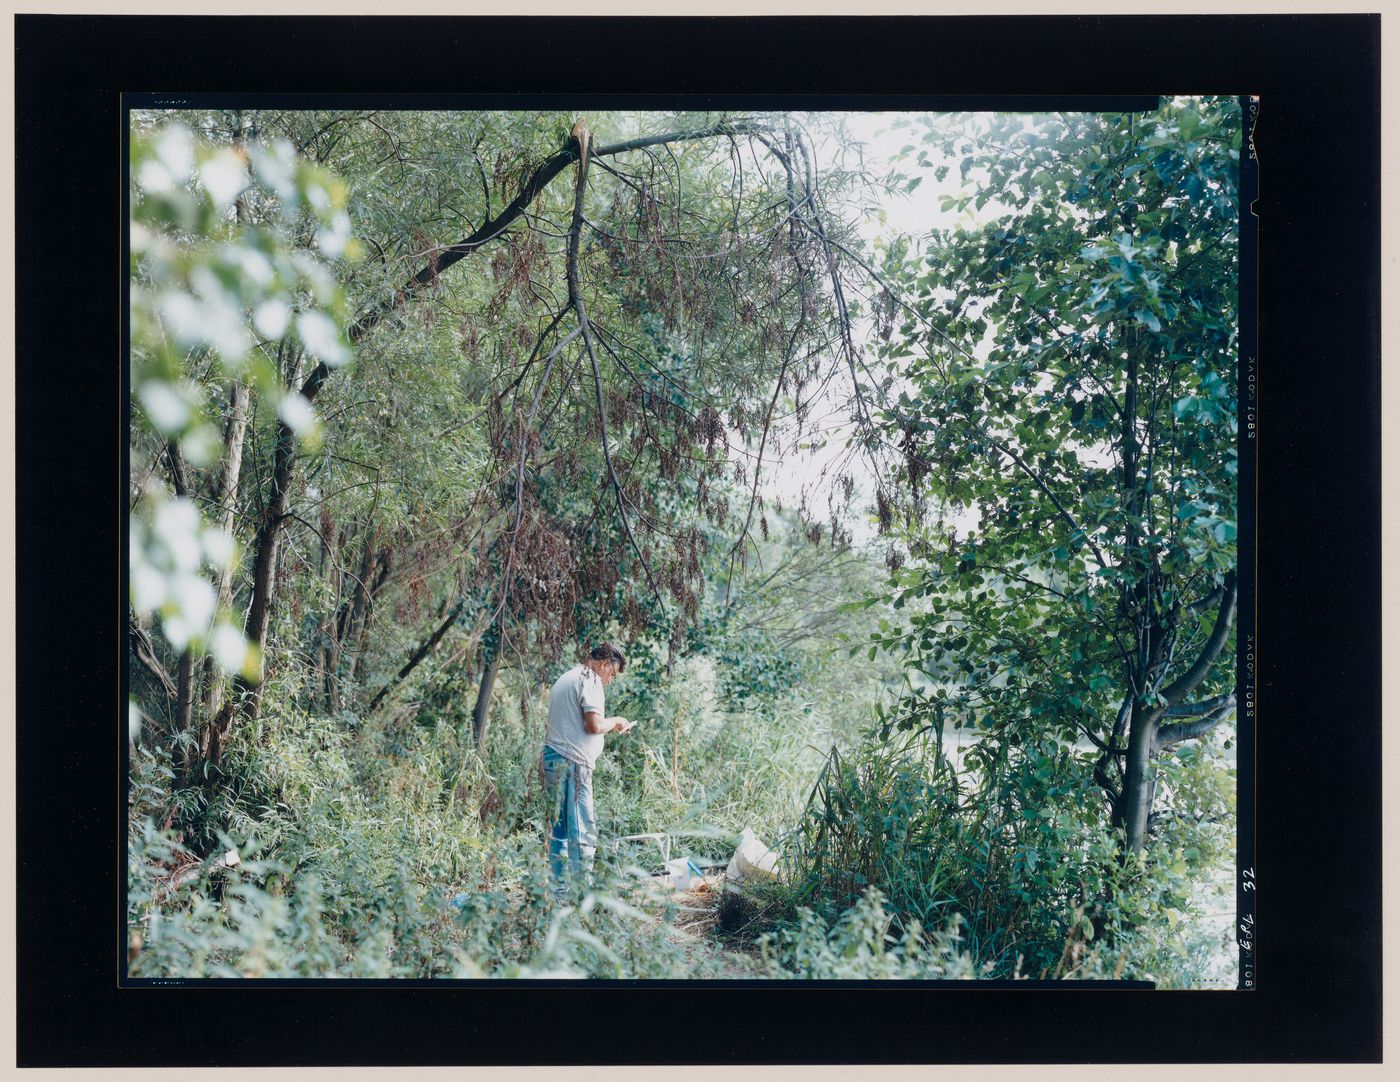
xmin=1135 ymin=309 xmax=1162 ymax=333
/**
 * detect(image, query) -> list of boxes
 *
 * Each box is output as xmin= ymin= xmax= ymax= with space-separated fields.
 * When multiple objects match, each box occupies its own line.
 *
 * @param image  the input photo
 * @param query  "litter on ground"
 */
xmin=725 ymin=827 xmax=780 ymax=883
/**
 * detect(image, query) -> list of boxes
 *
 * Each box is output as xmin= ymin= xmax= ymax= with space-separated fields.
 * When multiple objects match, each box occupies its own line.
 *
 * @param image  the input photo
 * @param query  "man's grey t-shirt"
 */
xmin=545 ymin=664 xmax=606 ymax=769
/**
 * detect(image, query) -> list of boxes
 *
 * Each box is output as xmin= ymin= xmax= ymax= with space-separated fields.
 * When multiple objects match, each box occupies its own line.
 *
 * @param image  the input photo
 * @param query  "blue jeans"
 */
xmin=543 ymin=745 xmax=597 ymax=896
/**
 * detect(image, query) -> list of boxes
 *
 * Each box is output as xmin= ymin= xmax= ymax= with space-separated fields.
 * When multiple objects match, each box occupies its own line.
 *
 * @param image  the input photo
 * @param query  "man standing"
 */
xmin=543 ymin=642 xmax=634 ymax=897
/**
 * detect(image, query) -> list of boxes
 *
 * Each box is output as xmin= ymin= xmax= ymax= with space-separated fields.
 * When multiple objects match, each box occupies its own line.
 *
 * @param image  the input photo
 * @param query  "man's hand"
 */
xmin=610 ymin=717 xmax=635 ymax=734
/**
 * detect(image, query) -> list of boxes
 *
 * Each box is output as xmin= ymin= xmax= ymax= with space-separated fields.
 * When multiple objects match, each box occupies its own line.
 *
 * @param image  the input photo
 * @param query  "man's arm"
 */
xmin=583 ymin=711 xmax=631 ymax=734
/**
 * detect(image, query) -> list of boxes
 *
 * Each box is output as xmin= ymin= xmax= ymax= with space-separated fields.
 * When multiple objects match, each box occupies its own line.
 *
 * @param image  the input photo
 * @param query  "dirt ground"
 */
xmin=647 ymin=872 xmax=764 ymax=978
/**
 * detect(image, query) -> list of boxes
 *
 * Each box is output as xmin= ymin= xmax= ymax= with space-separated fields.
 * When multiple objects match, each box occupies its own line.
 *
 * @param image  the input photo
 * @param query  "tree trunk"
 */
xmin=1116 ymin=571 xmax=1238 ymax=857
xmin=336 ymin=522 xmax=378 ymax=695
xmin=206 ymin=417 xmax=296 ymax=766
xmin=241 ymin=425 xmax=295 ymax=693
xmin=347 ymin=548 xmax=390 ymax=687
xmin=173 ymin=653 xmax=194 ymax=745
xmin=1118 ymin=698 xmax=1156 ymax=856
xmin=366 ymin=600 xmax=463 ymax=713
xmin=319 ymin=523 xmax=342 ymax=710
xmin=200 ymin=381 xmax=249 ymax=735
xmin=1114 ymin=307 xmax=1159 ymax=857
xmin=195 ymin=156 xmax=257 ymax=771
xmin=163 ymin=443 xmax=196 ymax=751
xmin=471 ymin=637 xmax=502 ymax=751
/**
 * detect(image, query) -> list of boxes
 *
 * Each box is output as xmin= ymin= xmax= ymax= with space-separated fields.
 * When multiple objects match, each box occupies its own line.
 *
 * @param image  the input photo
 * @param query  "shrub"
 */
xmin=765 ymin=733 xmax=1233 ymax=984
xmin=758 ymin=886 xmax=980 ymax=979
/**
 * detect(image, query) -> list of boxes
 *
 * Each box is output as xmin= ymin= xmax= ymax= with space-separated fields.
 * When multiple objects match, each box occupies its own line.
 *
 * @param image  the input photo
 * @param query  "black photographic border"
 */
xmin=14 ymin=12 xmax=1380 ymax=1066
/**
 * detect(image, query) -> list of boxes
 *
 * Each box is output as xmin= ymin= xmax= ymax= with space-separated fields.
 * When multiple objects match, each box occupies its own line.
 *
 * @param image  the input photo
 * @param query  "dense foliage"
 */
xmin=822 ymin=99 xmax=1240 ymax=973
xmin=127 ymin=102 xmax=1240 ymax=984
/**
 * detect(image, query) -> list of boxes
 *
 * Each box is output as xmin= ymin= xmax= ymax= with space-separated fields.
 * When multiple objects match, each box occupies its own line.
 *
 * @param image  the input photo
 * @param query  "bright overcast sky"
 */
xmin=759 ymin=110 xmax=991 ymax=547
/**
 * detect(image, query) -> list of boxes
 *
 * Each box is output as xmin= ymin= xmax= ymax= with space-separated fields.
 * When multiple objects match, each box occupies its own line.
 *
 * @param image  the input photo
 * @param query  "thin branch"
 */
xmin=565 ymin=126 xmax=664 ymax=608
xmin=490 ymin=317 xmax=578 ymax=625
xmin=490 ymin=306 xmax=574 ymax=410
xmin=129 ymin=616 xmax=178 ymax=700
xmin=725 ymin=274 xmax=806 ymax=602
xmin=981 ymin=434 xmax=1109 ymax=570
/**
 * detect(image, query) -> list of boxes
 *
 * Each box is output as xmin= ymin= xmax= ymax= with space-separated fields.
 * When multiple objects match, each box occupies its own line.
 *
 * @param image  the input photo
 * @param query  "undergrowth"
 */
xmin=128 ymin=564 xmax=1231 ymax=985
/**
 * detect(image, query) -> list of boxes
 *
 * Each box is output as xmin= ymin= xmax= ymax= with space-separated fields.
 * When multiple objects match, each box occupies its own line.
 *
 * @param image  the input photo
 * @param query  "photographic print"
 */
xmin=13 ymin=10 xmax=1384 ymax=1068
xmin=125 ymin=97 xmax=1248 ymax=988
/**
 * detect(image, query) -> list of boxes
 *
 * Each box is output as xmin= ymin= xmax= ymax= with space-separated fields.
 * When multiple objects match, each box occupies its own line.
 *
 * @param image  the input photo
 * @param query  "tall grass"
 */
xmin=128 ymin=533 xmax=1229 ymax=984
xmin=757 ymin=731 xmax=1234 ymax=984
xmin=127 ymin=589 xmax=882 ymax=978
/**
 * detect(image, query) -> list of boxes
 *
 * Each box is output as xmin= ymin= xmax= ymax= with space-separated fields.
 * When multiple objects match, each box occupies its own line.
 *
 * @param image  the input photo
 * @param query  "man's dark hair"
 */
xmin=589 ymin=642 xmax=626 ymax=673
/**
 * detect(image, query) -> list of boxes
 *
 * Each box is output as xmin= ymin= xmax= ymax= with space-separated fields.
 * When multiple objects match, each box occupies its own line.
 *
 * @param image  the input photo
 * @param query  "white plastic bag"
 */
xmin=725 ymin=827 xmax=780 ymax=883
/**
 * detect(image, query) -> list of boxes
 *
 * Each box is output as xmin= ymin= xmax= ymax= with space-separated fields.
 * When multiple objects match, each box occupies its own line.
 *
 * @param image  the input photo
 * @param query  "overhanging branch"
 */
xmin=298 ymin=118 xmax=772 ymax=405
xmin=565 ymin=126 xmax=664 ymax=608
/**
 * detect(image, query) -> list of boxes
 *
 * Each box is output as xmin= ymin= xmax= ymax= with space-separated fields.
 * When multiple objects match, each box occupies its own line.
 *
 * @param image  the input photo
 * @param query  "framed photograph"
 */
xmin=11 ymin=10 xmax=1382 ymax=1068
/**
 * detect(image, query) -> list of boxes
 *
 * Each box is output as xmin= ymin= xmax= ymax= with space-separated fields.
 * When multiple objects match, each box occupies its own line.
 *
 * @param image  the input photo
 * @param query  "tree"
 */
xmin=868 ymin=99 xmax=1240 ymax=860
xmin=262 ymin=111 xmax=874 ymax=741
xmin=133 ymin=109 xmax=881 ymax=787
xmin=127 ymin=115 xmax=354 ymax=767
